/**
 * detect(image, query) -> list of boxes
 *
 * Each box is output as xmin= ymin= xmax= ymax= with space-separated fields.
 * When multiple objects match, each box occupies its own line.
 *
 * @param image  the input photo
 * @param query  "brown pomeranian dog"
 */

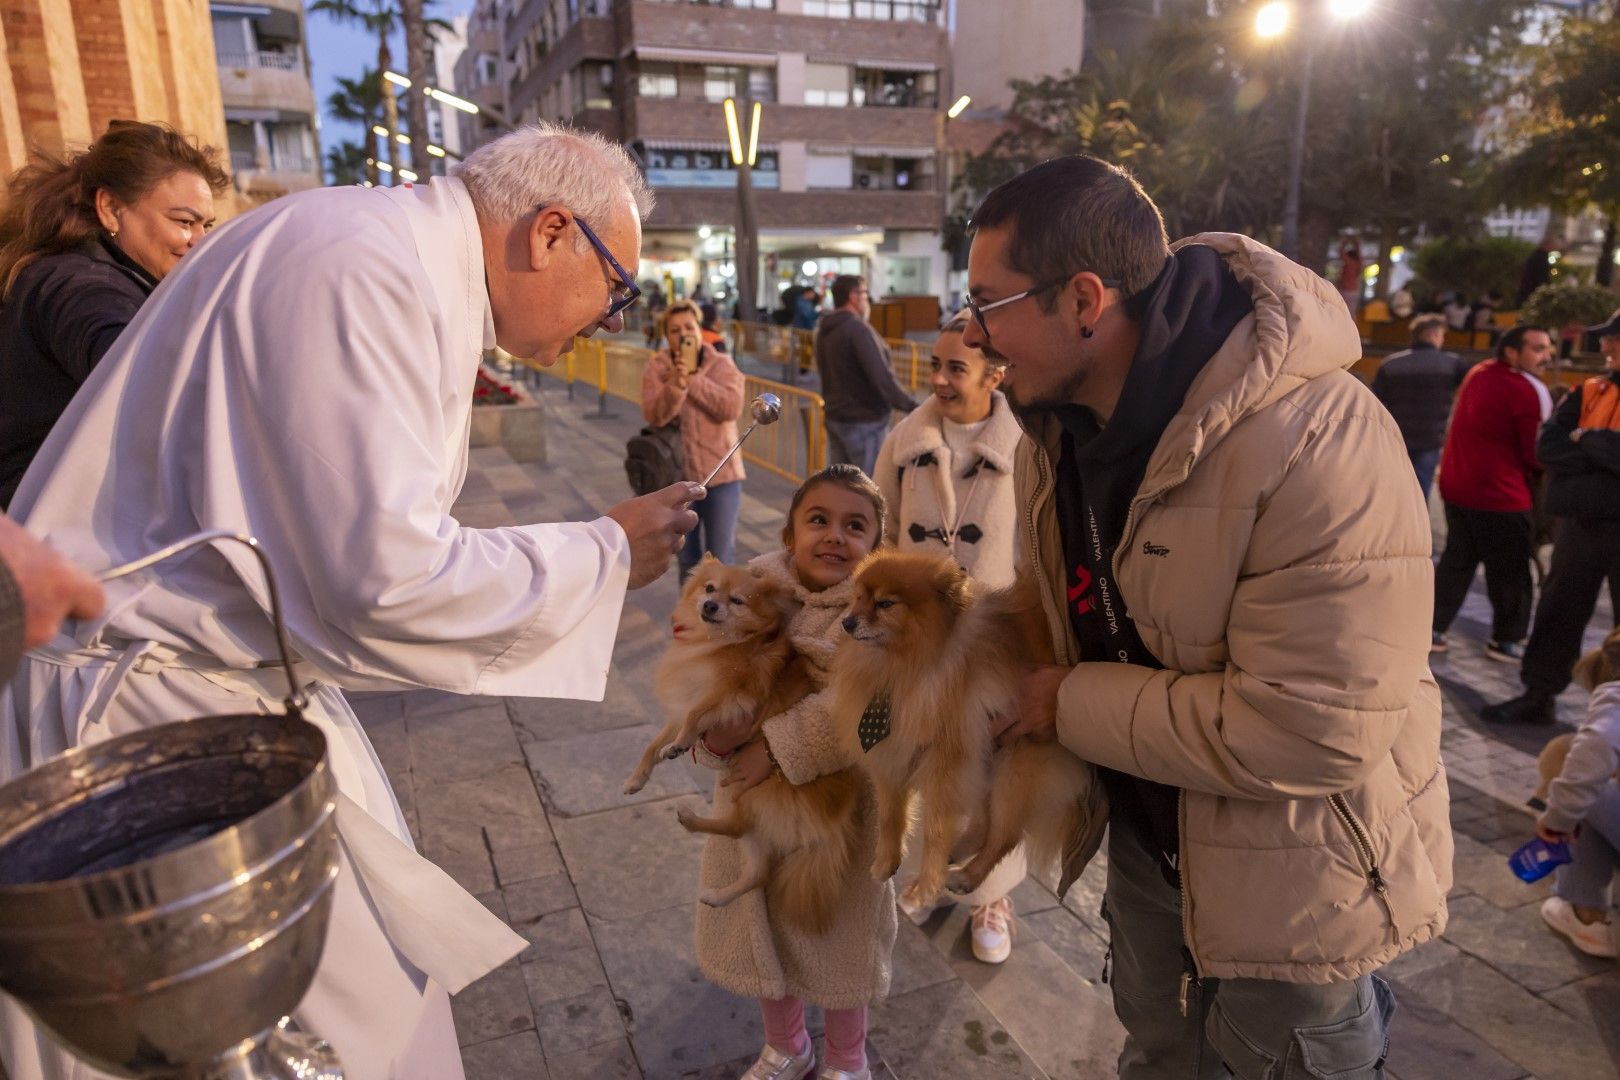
xmin=623 ymin=556 xmax=798 ymax=795
xmin=674 ymin=655 xmax=867 ymax=934
xmin=833 ymin=550 xmax=1096 ymax=908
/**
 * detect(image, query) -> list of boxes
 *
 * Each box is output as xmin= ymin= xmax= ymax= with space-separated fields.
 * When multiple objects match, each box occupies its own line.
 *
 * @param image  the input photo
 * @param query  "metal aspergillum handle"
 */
xmin=701 ymin=393 xmax=781 ymax=488
xmin=95 ymin=529 xmax=309 ymax=714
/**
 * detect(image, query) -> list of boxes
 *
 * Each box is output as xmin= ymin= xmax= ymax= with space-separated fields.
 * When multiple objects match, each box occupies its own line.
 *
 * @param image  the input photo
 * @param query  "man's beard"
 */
xmin=1002 ymin=360 xmax=1088 ymax=412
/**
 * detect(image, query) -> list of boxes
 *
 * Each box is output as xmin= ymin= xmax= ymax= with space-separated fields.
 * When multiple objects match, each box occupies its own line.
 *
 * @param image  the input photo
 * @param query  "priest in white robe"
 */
xmin=0 ymin=123 xmax=702 ymax=1080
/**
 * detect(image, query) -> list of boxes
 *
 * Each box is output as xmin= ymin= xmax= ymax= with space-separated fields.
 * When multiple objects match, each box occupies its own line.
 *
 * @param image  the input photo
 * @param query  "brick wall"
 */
xmin=631 ymin=97 xmax=936 ymax=149
xmin=1 ymin=0 xmax=92 ymax=152
xmin=625 ymin=2 xmax=947 ymax=68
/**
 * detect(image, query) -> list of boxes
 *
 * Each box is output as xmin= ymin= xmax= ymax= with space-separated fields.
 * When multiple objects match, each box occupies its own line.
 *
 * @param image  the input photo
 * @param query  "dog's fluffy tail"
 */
xmin=761 ymin=768 xmax=866 ymax=935
xmin=1015 ymin=748 xmax=1099 ymax=877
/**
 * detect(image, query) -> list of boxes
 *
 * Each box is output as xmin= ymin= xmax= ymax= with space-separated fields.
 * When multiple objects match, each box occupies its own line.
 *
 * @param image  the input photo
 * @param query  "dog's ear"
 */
xmin=700 ymin=552 xmax=719 ymax=567
xmin=935 ymin=557 xmax=972 ymax=612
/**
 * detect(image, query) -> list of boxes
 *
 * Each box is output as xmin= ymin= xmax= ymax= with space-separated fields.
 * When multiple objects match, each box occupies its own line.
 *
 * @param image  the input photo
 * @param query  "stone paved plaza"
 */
xmin=350 ymin=385 xmax=1620 ymax=1079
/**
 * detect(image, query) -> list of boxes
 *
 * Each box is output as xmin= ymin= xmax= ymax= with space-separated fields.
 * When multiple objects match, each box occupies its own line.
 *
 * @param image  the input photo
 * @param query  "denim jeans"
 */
xmin=1554 ymin=780 xmax=1620 ymax=911
xmin=679 ymin=479 xmax=742 ymax=581
xmin=1409 ymin=447 xmax=1440 ymax=504
xmin=1103 ymin=813 xmax=1397 ymax=1079
xmin=824 ymin=418 xmax=891 ymax=479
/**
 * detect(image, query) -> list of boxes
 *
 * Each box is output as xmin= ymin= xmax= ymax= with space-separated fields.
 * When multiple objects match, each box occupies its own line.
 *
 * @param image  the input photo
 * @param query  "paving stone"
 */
xmin=592 ymin=903 xmax=764 ymax=1078
xmin=1379 ymin=938 xmax=1462 ymax=982
xmin=1395 ymin=950 xmax=1609 ymax=1080
xmin=505 ymin=872 xmax=579 ymax=929
xmin=408 ymin=703 xmax=526 ymax=784
xmin=526 ymin=723 xmax=700 ymax=818
xmin=1056 ymin=851 xmax=1109 ymax=937
xmin=536 ymin=986 xmax=629 ymax=1059
xmin=461 ymin=1029 xmax=549 ymax=1080
xmin=1541 ymin=969 xmax=1620 ymax=1063
xmin=1383 ymin=975 xmax=1531 ymax=1080
xmin=1449 ymin=833 xmax=1551 ymax=908
xmin=544 ymin=1035 xmax=643 ymax=1080
xmin=948 ymin=933 xmax=1124 ymax=1079
xmin=524 ymin=944 xmax=612 ymax=1009
xmin=357 ymin=712 xmax=410 ymax=781
xmin=1023 ymin=907 xmax=1111 ymax=992
xmin=508 ymin=669 xmax=657 ymax=744
xmin=495 ymin=841 xmax=567 ymax=886
xmin=1007 ymin=872 xmax=1060 ymax=916
xmin=867 ymin=980 xmax=1045 ymax=1078
xmin=416 ymin=762 xmax=551 ymax=854
xmin=552 ymin=795 xmax=705 ymax=922
xmin=452 ymin=961 xmax=535 ymax=1047
xmin=401 ymin=689 xmax=507 ymax=717
xmin=1441 ymin=894 xmax=1609 ymax=993
xmin=887 ymin=914 xmax=959 ymax=998
xmin=514 ymin=905 xmax=596 ymax=965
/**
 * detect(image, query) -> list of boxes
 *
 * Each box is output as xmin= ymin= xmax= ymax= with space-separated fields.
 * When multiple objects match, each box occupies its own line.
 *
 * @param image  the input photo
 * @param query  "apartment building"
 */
xmin=211 ymin=0 xmax=322 ymax=201
xmin=457 ymin=0 xmax=952 ymax=308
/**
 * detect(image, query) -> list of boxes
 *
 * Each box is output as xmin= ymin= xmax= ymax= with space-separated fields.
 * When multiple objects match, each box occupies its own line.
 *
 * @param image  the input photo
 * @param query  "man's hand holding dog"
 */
xmin=995 ymin=664 xmax=1071 ymax=749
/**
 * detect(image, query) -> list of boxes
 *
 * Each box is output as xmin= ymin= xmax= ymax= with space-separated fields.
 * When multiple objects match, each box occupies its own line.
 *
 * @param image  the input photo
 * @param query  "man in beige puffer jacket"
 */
xmin=969 ymin=157 xmax=1451 ymax=1079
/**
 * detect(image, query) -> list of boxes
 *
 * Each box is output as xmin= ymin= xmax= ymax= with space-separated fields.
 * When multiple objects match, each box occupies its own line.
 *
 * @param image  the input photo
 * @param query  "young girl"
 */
xmin=1535 ymin=626 xmax=1620 ymax=958
xmin=694 ymin=464 xmax=897 ymax=1080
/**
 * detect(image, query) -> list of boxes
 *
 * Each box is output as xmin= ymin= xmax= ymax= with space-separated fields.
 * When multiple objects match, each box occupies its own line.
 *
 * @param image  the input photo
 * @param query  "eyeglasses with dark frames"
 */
xmin=964 ymin=272 xmax=1121 ymax=338
xmin=538 ymin=204 xmax=642 ymax=322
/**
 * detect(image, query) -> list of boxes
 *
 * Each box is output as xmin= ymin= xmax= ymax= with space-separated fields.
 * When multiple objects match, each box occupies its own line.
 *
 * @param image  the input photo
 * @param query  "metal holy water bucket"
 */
xmin=0 ymin=531 xmax=344 ymax=1079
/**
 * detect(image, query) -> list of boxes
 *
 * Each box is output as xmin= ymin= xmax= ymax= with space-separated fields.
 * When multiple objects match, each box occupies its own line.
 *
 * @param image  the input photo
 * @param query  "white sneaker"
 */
xmin=970 ymin=896 xmax=1014 ymax=964
xmin=1540 ymin=897 xmax=1618 ymax=958
xmin=896 ymin=878 xmax=946 ymax=925
xmin=742 ymin=1042 xmax=815 ymax=1080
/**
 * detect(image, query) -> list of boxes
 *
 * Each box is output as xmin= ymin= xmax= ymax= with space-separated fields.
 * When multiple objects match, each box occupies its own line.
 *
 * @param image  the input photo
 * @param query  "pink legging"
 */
xmin=760 ymin=995 xmax=868 ymax=1072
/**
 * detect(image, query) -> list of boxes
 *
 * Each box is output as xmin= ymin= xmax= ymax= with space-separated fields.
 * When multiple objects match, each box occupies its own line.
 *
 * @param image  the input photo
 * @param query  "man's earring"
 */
xmin=1080 ymin=325 xmax=1094 ymax=339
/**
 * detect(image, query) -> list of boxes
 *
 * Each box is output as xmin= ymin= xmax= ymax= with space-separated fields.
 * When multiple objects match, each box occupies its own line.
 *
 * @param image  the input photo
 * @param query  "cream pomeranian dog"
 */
xmin=833 ymin=550 xmax=1096 ymax=907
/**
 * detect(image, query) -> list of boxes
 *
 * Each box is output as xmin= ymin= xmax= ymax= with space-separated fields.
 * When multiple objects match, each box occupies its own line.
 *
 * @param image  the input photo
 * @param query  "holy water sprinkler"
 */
xmin=701 ymin=393 xmax=781 ymax=488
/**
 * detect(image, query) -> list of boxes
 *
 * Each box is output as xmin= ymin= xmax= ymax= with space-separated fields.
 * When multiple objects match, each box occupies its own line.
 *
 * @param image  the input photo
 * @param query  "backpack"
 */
xmin=625 ymin=421 xmax=683 ymax=495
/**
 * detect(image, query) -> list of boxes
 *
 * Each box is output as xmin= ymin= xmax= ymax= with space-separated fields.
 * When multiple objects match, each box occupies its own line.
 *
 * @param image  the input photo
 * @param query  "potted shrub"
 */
xmin=469 ymin=364 xmax=547 ymax=463
xmin=1522 ymin=283 xmax=1620 ymax=359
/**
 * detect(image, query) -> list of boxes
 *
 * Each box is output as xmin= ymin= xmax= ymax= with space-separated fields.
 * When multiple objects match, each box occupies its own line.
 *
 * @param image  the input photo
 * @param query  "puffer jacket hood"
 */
xmin=1013 ymin=233 xmax=1451 ymax=984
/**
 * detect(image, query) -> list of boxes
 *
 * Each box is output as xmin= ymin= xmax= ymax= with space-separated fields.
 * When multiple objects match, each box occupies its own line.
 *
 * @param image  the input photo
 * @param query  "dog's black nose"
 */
xmin=702 ymin=600 xmax=720 ymax=620
xmin=842 ymin=614 xmax=858 ymax=634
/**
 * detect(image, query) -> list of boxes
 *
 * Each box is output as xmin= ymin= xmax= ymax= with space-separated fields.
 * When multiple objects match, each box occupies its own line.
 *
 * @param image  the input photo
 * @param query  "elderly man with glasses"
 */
xmin=0 ymin=123 xmax=702 ymax=1080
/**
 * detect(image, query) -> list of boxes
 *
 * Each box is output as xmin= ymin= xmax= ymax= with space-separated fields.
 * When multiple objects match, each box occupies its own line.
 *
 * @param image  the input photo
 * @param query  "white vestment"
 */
xmin=0 ymin=178 xmax=631 ymax=1079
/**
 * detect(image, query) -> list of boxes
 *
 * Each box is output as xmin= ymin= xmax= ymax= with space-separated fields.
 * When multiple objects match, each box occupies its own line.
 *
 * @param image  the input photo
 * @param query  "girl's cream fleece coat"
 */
xmin=692 ymin=550 xmax=897 ymax=1008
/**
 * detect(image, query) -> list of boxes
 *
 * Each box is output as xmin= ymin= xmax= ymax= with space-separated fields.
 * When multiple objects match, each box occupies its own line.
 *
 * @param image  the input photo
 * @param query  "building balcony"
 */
xmin=218 ymin=54 xmax=315 ymax=114
xmin=231 ymin=164 xmax=323 ymax=204
xmin=623 ymin=0 xmax=947 ymax=68
xmin=649 ymin=186 xmax=943 ymax=232
xmin=629 ymin=98 xmax=937 ymax=152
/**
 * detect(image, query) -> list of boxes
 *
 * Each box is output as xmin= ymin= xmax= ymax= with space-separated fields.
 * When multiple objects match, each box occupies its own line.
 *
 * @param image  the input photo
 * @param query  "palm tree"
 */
xmin=326 ymin=69 xmax=384 ymax=185
xmin=309 ymin=0 xmax=403 ymax=175
xmin=401 ymin=0 xmax=430 ymax=177
xmin=326 ymin=140 xmax=371 ymax=186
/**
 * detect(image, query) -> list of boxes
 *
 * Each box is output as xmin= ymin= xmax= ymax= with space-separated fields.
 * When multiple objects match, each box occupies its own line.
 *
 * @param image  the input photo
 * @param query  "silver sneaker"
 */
xmin=742 ymin=1043 xmax=816 ymax=1080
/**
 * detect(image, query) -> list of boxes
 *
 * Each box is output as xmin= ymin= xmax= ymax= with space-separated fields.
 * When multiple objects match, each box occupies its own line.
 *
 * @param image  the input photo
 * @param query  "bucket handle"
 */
xmin=95 ymin=529 xmax=308 ymax=714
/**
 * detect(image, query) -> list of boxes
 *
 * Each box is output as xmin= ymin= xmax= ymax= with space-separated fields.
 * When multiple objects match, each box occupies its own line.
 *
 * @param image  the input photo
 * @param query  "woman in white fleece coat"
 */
xmin=693 ymin=468 xmax=897 ymax=1080
xmin=872 ymin=313 xmax=1028 ymax=963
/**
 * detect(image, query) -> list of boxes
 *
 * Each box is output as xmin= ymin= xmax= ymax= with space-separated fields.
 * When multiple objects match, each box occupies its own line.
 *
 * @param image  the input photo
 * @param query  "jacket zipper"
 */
xmin=1328 ymin=793 xmax=1391 ymax=901
xmin=1176 ymin=788 xmax=1200 ymax=1016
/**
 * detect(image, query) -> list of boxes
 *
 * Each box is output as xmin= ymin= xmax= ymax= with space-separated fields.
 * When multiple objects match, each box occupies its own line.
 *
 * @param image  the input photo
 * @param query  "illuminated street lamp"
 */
xmin=724 ymin=95 xmax=764 ymax=324
xmin=1259 ymin=1 xmax=1375 ymax=260
xmin=384 ymin=70 xmax=514 ymax=131
xmin=946 ymin=94 xmax=972 ymax=119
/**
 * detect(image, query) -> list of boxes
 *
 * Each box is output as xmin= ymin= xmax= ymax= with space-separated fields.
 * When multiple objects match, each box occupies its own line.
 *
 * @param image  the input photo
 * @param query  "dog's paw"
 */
xmin=698 ymin=889 xmax=727 ymax=908
xmin=674 ymin=806 xmax=697 ymax=828
xmin=870 ymin=856 xmax=902 ymax=882
xmin=664 ymin=743 xmax=689 ymax=760
xmin=945 ymin=868 xmax=981 ymax=896
xmin=622 ymin=775 xmax=647 ymax=796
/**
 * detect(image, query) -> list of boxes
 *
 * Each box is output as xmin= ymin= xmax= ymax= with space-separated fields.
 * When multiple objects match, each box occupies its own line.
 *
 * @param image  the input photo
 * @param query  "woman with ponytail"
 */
xmin=0 ymin=120 xmax=228 ymax=508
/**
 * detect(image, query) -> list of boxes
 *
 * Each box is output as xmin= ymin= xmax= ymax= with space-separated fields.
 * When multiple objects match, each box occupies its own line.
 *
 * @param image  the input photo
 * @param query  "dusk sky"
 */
xmin=306 ymin=1 xmax=473 ymax=177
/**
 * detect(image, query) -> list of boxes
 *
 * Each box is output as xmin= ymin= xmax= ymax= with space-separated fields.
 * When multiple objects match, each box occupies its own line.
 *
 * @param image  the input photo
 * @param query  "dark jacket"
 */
xmin=0 ymin=237 xmax=156 ymax=508
xmin=1369 ymin=344 xmax=1473 ymax=453
xmin=813 ymin=308 xmax=917 ymax=424
xmin=1539 ymin=373 xmax=1620 ymax=522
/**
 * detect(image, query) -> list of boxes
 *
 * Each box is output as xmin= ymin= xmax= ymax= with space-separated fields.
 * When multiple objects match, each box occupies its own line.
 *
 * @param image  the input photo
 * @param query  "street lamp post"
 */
xmin=724 ymin=96 xmax=763 ymax=325
xmin=1257 ymin=1 xmax=1372 ymax=262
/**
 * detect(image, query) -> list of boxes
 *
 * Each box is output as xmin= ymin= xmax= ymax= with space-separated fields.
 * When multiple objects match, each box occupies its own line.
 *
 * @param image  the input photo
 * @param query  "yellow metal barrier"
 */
xmin=885 ymin=338 xmax=923 ymax=392
xmin=533 ymin=336 xmax=827 ymax=483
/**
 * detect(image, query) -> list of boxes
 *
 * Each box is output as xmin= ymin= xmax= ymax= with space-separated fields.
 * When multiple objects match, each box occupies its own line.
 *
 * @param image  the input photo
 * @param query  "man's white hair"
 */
xmin=454 ymin=122 xmax=654 ymax=234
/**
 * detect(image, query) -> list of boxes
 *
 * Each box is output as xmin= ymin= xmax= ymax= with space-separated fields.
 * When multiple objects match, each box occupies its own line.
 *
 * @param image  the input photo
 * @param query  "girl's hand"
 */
xmin=1536 ymin=820 xmax=1576 ymax=845
xmin=704 ymin=712 xmax=756 ymax=755
xmin=721 ymin=738 xmax=775 ymax=795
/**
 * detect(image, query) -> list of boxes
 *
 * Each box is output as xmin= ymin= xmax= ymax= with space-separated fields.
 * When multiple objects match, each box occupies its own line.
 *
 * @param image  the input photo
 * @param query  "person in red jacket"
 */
xmin=1431 ymin=325 xmax=1555 ymax=660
